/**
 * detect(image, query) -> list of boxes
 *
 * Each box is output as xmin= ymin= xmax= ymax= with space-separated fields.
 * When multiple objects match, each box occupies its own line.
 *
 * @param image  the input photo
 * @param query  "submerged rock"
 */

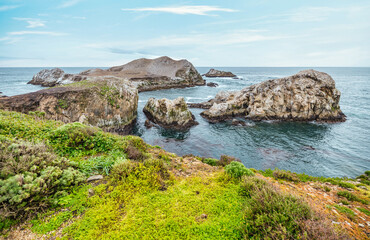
xmin=200 ymin=69 xmax=346 ymax=123
xmin=0 ymin=78 xmax=138 ymax=134
xmin=28 ymin=56 xmax=205 ymax=91
xmin=231 ymin=119 xmax=246 ymax=126
xmin=206 ymin=82 xmax=219 ymax=87
xmin=204 ymin=68 xmax=236 ymax=78
xmin=143 ymin=97 xmax=198 ymax=130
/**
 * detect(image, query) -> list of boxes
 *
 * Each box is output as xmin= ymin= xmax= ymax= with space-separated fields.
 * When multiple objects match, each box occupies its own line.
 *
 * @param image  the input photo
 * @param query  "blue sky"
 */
xmin=0 ymin=0 xmax=369 ymax=67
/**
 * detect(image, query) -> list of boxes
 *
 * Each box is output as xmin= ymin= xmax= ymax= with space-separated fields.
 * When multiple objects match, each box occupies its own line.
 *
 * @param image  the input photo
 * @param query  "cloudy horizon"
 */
xmin=0 ymin=0 xmax=369 ymax=67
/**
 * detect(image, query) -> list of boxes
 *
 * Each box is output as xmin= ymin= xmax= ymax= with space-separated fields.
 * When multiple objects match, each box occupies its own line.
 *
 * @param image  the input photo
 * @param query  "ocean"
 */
xmin=1 ymin=67 xmax=369 ymax=178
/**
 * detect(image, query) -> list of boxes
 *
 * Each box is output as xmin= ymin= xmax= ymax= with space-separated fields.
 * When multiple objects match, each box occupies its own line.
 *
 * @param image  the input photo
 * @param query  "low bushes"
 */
xmin=337 ymin=190 xmax=368 ymax=204
xmin=0 ymin=138 xmax=85 ymax=220
xmin=240 ymin=176 xmax=344 ymax=239
xmin=273 ymin=169 xmax=299 ymax=182
xmin=219 ymin=155 xmax=241 ymax=167
xmin=224 ymin=162 xmax=254 ymax=178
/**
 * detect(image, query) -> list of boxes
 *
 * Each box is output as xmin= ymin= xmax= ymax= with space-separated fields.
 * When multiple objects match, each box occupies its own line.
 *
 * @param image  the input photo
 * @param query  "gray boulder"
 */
xmin=200 ymin=69 xmax=346 ymax=123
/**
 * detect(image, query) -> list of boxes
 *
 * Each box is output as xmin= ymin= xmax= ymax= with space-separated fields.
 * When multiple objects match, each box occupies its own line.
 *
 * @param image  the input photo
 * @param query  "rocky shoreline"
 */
xmin=0 ymin=58 xmax=346 ymax=135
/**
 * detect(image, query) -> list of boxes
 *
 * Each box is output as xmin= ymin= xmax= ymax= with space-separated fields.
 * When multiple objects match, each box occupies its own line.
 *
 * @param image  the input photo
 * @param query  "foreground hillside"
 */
xmin=0 ymin=110 xmax=369 ymax=239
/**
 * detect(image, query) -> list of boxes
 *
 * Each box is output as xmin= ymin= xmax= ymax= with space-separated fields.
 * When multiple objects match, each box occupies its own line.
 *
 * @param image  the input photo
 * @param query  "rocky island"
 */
xmin=193 ymin=69 xmax=346 ymax=123
xmin=143 ymin=97 xmax=198 ymax=130
xmin=28 ymin=56 xmax=205 ymax=92
xmin=204 ymin=68 xmax=236 ymax=78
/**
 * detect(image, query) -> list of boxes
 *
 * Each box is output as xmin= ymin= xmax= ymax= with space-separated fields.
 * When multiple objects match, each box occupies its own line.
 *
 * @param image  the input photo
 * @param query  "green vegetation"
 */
xmin=0 ymin=110 xmax=361 ymax=239
xmin=357 ymin=207 xmax=370 ymax=216
xmin=224 ymin=161 xmax=254 ymax=178
xmin=337 ymin=190 xmax=368 ymax=204
xmin=335 ymin=205 xmax=356 ymax=220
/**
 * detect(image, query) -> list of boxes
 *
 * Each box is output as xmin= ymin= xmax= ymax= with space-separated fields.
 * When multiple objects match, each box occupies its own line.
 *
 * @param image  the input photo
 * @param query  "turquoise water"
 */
xmin=1 ymin=67 xmax=369 ymax=178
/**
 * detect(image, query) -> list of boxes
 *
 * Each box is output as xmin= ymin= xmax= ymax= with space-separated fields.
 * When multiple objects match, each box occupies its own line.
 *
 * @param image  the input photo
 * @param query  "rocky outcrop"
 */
xmin=198 ymin=70 xmax=346 ymax=123
xmin=28 ymin=57 xmax=205 ymax=91
xmin=0 ymin=78 xmax=138 ymax=134
xmin=0 ymin=92 xmax=6 ymax=98
xmin=207 ymin=82 xmax=219 ymax=87
xmin=28 ymin=68 xmax=87 ymax=87
xmin=143 ymin=97 xmax=198 ymax=130
xmin=204 ymin=69 xmax=236 ymax=78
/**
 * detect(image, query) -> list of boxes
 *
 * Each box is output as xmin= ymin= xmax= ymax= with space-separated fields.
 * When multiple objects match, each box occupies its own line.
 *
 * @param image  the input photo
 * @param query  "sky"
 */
xmin=0 ymin=0 xmax=369 ymax=67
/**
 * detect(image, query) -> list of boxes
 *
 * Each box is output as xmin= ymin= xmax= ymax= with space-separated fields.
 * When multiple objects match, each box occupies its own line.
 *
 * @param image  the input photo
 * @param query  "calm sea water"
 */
xmin=1 ymin=67 xmax=369 ymax=178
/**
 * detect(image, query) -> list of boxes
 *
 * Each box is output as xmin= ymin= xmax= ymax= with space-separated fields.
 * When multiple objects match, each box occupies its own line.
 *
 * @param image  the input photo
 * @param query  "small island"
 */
xmin=203 ymin=68 xmax=237 ymax=78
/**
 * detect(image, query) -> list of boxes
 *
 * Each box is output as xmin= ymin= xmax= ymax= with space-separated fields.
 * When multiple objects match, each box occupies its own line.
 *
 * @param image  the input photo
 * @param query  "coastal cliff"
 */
xmin=0 ymin=78 xmax=138 ymax=134
xmin=197 ymin=70 xmax=346 ymax=122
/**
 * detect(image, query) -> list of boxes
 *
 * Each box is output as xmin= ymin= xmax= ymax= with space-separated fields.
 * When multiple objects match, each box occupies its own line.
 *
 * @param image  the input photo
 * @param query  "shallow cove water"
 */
xmin=1 ymin=67 xmax=369 ymax=178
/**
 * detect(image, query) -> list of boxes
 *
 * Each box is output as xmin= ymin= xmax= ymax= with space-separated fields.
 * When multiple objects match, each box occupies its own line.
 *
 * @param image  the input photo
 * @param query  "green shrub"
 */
xmin=77 ymin=151 xmax=127 ymax=176
xmin=334 ymin=205 xmax=355 ymax=220
xmin=224 ymin=162 xmax=254 ymax=178
xmin=219 ymin=155 xmax=241 ymax=167
xmin=202 ymin=158 xmax=219 ymax=166
xmin=0 ymin=139 xmax=85 ymax=219
xmin=337 ymin=190 xmax=368 ymax=204
xmin=273 ymin=169 xmax=299 ymax=182
xmin=338 ymin=181 xmax=356 ymax=189
xmin=241 ymin=177 xmax=312 ymax=239
xmin=357 ymin=207 xmax=370 ymax=216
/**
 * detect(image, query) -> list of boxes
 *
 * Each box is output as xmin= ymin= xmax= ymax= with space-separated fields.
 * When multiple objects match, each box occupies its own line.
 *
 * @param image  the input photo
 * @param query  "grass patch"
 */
xmin=357 ymin=207 xmax=370 ymax=216
xmin=335 ymin=205 xmax=356 ymax=220
xmin=62 ymin=172 xmax=245 ymax=240
xmin=337 ymin=190 xmax=368 ymax=205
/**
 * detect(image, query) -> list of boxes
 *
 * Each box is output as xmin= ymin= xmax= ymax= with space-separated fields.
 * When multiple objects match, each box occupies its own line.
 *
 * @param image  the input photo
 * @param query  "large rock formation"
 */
xmin=28 ymin=68 xmax=87 ymax=87
xmin=197 ymin=70 xmax=346 ymax=122
xmin=143 ymin=97 xmax=198 ymax=130
xmin=28 ymin=56 xmax=205 ymax=91
xmin=204 ymin=68 xmax=236 ymax=78
xmin=0 ymin=78 xmax=138 ymax=134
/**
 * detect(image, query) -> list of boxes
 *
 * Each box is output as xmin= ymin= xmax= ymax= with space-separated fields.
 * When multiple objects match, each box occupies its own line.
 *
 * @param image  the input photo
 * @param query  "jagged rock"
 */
xmin=206 ymin=82 xmax=219 ymax=87
xmin=28 ymin=56 xmax=205 ymax=91
xmin=143 ymin=97 xmax=198 ymax=130
xmin=87 ymin=175 xmax=104 ymax=182
xmin=0 ymin=92 xmax=6 ymax=98
xmin=231 ymin=119 xmax=246 ymax=126
xmin=0 ymin=78 xmax=138 ymax=134
xmin=200 ymin=70 xmax=346 ymax=123
xmin=188 ymin=91 xmax=237 ymax=109
xmin=28 ymin=68 xmax=87 ymax=87
xmin=204 ymin=68 xmax=236 ymax=78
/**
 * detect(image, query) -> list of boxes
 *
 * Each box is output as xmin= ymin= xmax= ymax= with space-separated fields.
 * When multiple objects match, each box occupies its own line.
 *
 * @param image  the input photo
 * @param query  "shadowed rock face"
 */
xmin=28 ymin=56 xmax=205 ymax=91
xmin=143 ymin=97 xmax=198 ymax=130
xmin=0 ymin=78 xmax=138 ymax=134
xmin=198 ymin=70 xmax=346 ymax=123
xmin=204 ymin=68 xmax=236 ymax=78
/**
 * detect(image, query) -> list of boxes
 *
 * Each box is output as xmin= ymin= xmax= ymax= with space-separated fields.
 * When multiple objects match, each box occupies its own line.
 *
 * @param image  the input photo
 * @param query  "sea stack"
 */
xmin=199 ymin=69 xmax=346 ymax=123
xmin=143 ymin=97 xmax=198 ymax=130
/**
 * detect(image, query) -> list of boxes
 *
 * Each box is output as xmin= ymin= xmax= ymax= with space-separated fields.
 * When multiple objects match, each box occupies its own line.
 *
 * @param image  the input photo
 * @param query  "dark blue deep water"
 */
xmin=1 ymin=67 xmax=369 ymax=178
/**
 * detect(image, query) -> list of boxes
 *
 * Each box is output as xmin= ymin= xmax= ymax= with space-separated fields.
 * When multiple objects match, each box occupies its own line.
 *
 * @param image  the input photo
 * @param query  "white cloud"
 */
xmin=0 ymin=36 xmax=22 ymax=44
xmin=0 ymin=5 xmax=19 ymax=11
xmin=122 ymin=5 xmax=237 ymax=16
xmin=8 ymin=31 xmax=67 ymax=36
xmin=58 ymin=0 xmax=83 ymax=8
xmin=13 ymin=18 xmax=46 ymax=28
